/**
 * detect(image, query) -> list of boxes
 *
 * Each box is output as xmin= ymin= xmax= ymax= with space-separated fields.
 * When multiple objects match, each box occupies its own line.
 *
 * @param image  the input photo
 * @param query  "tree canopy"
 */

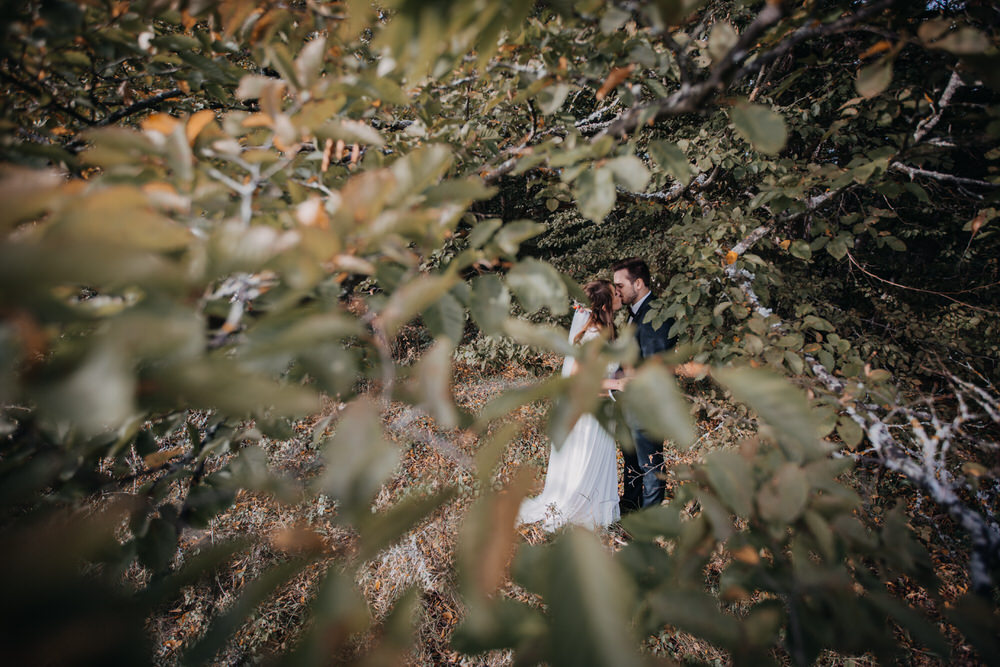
xmin=1 ymin=0 xmax=998 ymax=664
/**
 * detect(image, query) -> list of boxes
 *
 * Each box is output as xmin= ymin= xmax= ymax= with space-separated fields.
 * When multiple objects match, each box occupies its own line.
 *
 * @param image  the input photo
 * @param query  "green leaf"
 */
xmin=802 ymin=315 xmax=834 ymax=332
xmin=46 ymin=186 xmax=192 ymax=251
xmin=648 ymin=140 xmax=692 ymax=187
xmin=575 ymin=167 xmax=616 ymax=222
xmin=606 ymin=155 xmax=650 ymax=192
xmin=931 ymin=27 xmax=990 ymax=55
xmin=826 ymin=237 xmax=848 ymax=260
xmin=537 ymin=82 xmax=570 ymax=115
xmin=0 ymin=166 xmax=65 ymax=233
xmin=836 ymin=416 xmax=864 ymax=449
xmin=619 ymin=500 xmax=684 ymax=540
xmin=653 ymin=0 xmax=708 ymax=24
xmin=315 ymin=118 xmax=385 ymax=147
xmin=357 ymin=488 xmax=456 ymax=562
xmin=391 ymin=143 xmax=454 ymax=195
xmin=467 ymin=218 xmax=502 ymax=248
xmin=507 ymin=258 xmax=569 ymax=315
xmin=946 ymin=595 xmax=1000 ymax=660
xmin=478 ymin=375 xmax=565 ymax=425
xmin=708 ymin=21 xmax=738 ymax=63
xmin=294 ymin=37 xmax=326 ymax=89
xmin=452 ymin=597 xmax=543 ymax=655
xmin=790 ymin=240 xmax=812 ymax=260
xmin=703 ymin=449 xmax=754 ymax=518
xmin=743 ymin=600 xmax=784 ymax=650
xmin=281 ymin=566 xmax=371 ymax=663
xmin=136 ymin=516 xmax=178 ymax=574
xmin=869 ymin=590 xmax=951 ymax=658
xmin=492 ymin=220 xmax=546 ymax=256
xmin=470 ymin=274 xmax=510 ymax=335
xmin=885 ymin=236 xmax=906 ymax=252
xmin=646 ymin=588 xmax=742 ymax=650
xmin=757 ymin=463 xmax=809 ymax=523
xmin=731 ymin=103 xmax=788 ymax=155
xmin=856 ymin=58 xmax=894 ymax=99
xmin=784 ymin=350 xmax=804 ymax=375
xmin=600 ymin=6 xmax=630 ymax=34
xmin=514 ymin=530 xmax=645 ymax=667
xmin=803 ymin=510 xmax=836 ymax=561
xmin=241 ymin=310 xmax=362 ymax=360
xmin=713 ymin=366 xmax=827 ymax=462
xmin=183 ymin=560 xmax=305 ymax=665
xmin=411 ymin=338 xmax=458 ymax=429
xmin=151 ymin=359 xmax=321 ymax=419
xmin=423 ymin=291 xmax=465 ymax=343
xmin=315 ymin=401 xmax=400 ymax=516
xmin=380 ymin=273 xmax=457 ymax=337
xmin=620 ymin=362 xmax=696 ymax=448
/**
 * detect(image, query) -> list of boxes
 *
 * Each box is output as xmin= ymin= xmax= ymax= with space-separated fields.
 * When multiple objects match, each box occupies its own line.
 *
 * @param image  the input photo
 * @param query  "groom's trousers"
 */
xmin=620 ymin=425 xmax=666 ymax=514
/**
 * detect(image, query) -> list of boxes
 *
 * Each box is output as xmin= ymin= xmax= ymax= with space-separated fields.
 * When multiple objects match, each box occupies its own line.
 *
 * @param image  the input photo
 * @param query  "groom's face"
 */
xmin=613 ymin=269 xmax=639 ymax=306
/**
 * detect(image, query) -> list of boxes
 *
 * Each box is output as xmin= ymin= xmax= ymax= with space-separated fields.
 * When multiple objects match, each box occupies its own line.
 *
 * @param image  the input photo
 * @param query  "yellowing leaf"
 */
xmin=185 ymin=110 xmax=215 ymax=145
xmin=143 ymin=445 xmax=185 ymax=468
xmin=596 ymin=64 xmax=635 ymax=101
xmin=295 ymin=196 xmax=329 ymax=229
xmin=725 ymin=250 xmax=738 ymax=265
xmin=241 ymin=113 xmax=273 ymax=128
xmin=141 ymin=113 xmax=180 ymax=135
xmin=859 ymin=40 xmax=892 ymax=60
xmin=730 ymin=544 xmax=760 ymax=565
xmin=779 ymin=239 xmax=791 ymax=250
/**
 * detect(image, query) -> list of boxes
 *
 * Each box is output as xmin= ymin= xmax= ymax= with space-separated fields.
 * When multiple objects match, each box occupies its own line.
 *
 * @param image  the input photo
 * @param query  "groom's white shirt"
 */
xmin=630 ymin=291 xmax=651 ymax=317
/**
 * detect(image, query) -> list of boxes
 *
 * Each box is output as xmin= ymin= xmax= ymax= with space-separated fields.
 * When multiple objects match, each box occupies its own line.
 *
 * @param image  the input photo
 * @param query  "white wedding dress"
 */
xmin=517 ymin=309 xmax=620 ymax=532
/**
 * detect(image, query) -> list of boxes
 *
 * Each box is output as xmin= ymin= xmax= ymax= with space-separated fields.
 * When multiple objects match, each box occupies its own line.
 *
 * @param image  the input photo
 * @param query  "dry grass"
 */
xmin=141 ymin=362 xmax=989 ymax=666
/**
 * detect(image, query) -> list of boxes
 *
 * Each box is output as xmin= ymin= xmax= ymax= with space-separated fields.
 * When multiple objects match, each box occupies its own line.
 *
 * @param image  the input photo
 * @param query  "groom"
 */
xmin=612 ymin=257 xmax=676 ymax=514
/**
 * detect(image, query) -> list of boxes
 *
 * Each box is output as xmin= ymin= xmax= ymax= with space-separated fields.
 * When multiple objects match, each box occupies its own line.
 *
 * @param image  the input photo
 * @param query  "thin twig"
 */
xmin=912 ymin=70 xmax=963 ymax=145
xmin=845 ymin=249 xmax=1000 ymax=316
xmin=96 ymin=88 xmax=184 ymax=127
xmin=890 ymin=162 xmax=997 ymax=191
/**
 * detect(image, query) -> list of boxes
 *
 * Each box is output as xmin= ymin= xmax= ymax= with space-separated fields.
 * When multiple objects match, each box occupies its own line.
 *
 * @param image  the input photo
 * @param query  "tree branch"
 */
xmin=912 ymin=70 xmax=963 ymax=145
xmin=890 ymin=161 xmax=998 ymax=191
xmin=599 ymin=1 xmax=788 ymax=138
xmin=96 ymin=88 xmax=184 ymax=127
xmin=845 ymin=249 xmax=1000 ymax=316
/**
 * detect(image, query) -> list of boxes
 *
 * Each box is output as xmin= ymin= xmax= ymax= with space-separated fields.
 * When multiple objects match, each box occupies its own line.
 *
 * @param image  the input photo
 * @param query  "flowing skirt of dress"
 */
xmin=517 ymin=412 xmax=620 ymax=532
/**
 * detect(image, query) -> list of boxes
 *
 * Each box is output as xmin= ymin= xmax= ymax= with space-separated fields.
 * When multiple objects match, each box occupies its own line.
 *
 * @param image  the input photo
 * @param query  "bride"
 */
xmin=517 ymin=279 xmax=622 ymax=532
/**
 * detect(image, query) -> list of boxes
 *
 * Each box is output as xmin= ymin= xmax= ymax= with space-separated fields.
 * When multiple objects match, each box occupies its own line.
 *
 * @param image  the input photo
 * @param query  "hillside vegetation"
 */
xmin=1 ymin=1 xmax=998 ymax=665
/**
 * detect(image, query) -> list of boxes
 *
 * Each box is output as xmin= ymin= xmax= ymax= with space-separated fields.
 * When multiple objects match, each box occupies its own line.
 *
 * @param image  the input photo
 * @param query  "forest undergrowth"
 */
xmin=137 ymin=359 xmax=988 ymax=666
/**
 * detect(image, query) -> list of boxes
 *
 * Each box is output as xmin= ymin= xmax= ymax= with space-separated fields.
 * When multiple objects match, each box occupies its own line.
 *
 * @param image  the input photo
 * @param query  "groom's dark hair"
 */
xmin=611 ymin=257 xmax=651 ymax=287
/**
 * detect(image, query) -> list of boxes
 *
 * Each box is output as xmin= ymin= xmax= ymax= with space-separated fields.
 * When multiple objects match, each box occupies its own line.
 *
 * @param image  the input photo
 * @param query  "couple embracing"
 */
xmin=518 ymin=257 xmax=675 ymax=532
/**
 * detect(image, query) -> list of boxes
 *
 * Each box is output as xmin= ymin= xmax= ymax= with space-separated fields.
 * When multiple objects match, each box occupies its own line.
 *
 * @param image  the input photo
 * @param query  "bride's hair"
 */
xmin=575 ymin=279 xmax=617 ymax=343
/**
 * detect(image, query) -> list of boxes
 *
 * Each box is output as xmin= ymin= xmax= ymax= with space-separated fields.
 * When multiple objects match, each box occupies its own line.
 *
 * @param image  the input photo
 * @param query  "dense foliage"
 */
xmin=1 ymin=0 xmax=998 ymax=664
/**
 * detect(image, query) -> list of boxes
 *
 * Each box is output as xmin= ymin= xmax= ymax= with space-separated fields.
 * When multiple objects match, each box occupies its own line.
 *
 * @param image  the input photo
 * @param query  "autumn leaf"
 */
xmin=295 ymin=196 xmax=330 ymax=229
xmin=241 ymin=113 xmax=273 ymax=128
xmin=596 ymin=63 xmax=635 ymax=101
xmin=321 ymin=138 xmax=334 ymax=172
xmin=859 ymin=40 xmax=892 ymax=59
xmin=185 ymin=110 xmax=216 ymax=145
xmin=725 ymin=250 xmax=738 ymax=265
xmin=730 ymin=544 xmax=761 ymax=565
xmin=143 ymin=446 xmax=185 ymax=468
xmin=142 ymin=113 xmax=180 ymax=135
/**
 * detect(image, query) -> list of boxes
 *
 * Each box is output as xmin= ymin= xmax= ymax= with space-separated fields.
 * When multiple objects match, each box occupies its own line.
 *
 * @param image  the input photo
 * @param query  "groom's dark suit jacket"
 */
xmin=620 ymin=292 xmax=677 ymax=513
xmin=630 ymin=294 xmax=676 ymax=359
